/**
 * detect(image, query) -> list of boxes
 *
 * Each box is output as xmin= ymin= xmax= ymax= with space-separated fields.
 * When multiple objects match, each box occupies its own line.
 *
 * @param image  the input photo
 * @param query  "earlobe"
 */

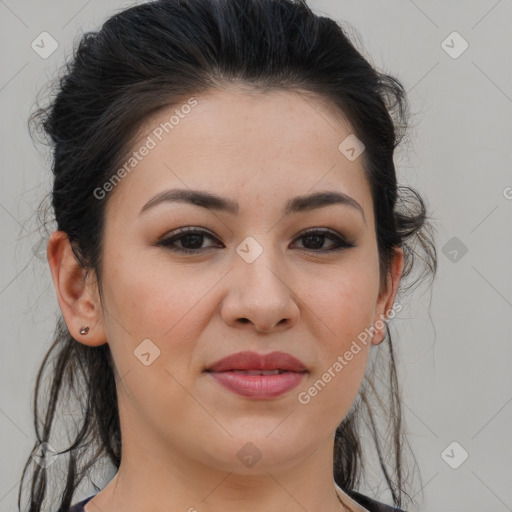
xmin=371 ymin=247 xmax=405 ymax=346
xmin=46 ymin=231 xmax=107 ymax=346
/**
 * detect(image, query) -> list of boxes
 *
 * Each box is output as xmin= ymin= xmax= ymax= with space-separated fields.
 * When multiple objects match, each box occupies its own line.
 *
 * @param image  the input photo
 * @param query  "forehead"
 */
xmin=105 ymin=87 xmax=374 ymax=224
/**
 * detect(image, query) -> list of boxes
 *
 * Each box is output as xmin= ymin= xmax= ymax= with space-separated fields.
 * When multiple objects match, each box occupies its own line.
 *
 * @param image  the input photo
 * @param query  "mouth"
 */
xmin=207 ymin=370 xmax=307 ymax=398
xmin=228 ymin=369 xmax=290 ymax=375
xmin=205 ymin=350 xmax=308 ymax=373
xmin=204 ymin=351 xmax=308 ymax=399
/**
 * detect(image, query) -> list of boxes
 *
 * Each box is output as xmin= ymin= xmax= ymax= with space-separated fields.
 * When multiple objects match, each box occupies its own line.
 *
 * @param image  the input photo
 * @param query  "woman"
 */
xmin=19 ymin=1 xmax=437 ymax=511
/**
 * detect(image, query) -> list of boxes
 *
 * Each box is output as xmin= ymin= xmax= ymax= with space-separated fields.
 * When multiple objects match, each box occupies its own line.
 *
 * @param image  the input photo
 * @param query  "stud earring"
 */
xmin=79 ymin=326 xmax=90 ymax=335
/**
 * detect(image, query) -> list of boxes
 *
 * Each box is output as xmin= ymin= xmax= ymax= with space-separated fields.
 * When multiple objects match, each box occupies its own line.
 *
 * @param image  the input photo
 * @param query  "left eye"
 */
xmin=294 ymin=229 xmax=355 ymax=252
xmin=157 ymin=227 xmax=355 ymax=254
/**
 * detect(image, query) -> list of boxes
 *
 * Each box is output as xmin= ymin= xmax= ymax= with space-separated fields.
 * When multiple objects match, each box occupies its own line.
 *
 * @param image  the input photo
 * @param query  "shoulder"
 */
xmin=346 ymin=489 xmax=407 ymax=512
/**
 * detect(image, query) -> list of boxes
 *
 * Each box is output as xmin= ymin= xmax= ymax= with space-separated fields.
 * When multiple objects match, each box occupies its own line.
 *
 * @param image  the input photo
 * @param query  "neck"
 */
xmin=87 ymin=433 xmax=350 ymax=512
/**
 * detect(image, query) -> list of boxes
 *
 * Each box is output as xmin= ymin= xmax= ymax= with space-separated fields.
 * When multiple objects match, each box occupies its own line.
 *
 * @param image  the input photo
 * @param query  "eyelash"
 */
xmin=157 ymin=227 xmax=356 ymax=254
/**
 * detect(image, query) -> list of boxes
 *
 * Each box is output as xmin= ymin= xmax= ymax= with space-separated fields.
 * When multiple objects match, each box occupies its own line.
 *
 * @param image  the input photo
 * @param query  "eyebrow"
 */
xmin=139 ymin=188 xmax=366 ymax=224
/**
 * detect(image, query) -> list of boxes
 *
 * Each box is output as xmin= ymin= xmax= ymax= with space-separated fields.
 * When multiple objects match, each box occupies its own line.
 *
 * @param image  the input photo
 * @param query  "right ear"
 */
xmin=47 ymin=230 xmax=107 ymax=346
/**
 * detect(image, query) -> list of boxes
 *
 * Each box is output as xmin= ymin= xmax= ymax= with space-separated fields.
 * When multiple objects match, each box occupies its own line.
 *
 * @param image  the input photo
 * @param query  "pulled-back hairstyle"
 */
xmin=20 ymin=1 xmax=437 ymax=511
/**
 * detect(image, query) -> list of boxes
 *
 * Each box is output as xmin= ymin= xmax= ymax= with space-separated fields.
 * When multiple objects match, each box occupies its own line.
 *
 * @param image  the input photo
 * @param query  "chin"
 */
xmin=197 ymin=429 xmax=313 ymax=474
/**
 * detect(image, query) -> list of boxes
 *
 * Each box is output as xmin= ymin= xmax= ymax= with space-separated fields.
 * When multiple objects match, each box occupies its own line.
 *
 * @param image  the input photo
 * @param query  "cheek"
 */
xmin=101 ymin=252 xmax=218 ymax=365
xmin=103 ymin=248 xmax=184 ymax=329
xmin=301 ymin=262 xmax=379 ymax=346
xmin=297 ymin=277 xmax=374 ymax=421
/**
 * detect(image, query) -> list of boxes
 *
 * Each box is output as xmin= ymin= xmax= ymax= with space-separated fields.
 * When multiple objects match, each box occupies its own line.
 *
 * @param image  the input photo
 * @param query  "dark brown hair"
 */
xmin=20 ymin=1 xmax=437 ymax=511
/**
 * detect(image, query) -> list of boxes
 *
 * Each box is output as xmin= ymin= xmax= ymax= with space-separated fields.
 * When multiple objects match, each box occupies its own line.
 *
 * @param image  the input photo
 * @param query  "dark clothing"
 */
xmin=346 ymin=489 xmax=406 ymax=511
xmin=68 ymin=490 xmax=405 ymax=512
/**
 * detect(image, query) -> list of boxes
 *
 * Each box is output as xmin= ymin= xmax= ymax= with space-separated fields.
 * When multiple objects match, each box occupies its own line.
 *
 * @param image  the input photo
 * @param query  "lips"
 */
xmin=205 ymin=350 xmax=308 ymax=373
xmin=205 ymin=351 xmax=308 ymax=398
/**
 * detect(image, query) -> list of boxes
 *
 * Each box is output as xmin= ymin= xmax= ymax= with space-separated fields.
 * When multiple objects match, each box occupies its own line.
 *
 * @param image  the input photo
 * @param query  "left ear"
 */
xmin=371 ymin=246 xmax=404 ymax=346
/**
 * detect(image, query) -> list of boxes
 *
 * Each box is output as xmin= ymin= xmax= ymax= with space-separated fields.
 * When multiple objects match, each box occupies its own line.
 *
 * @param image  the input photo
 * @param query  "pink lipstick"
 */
xmin=205 ymin=350 xmax=308 ymax=399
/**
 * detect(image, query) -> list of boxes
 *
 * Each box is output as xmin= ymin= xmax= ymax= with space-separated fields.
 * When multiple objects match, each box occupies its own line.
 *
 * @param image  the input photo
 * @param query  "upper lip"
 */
xmin=205 ymin=351 xmax=308 ymax=373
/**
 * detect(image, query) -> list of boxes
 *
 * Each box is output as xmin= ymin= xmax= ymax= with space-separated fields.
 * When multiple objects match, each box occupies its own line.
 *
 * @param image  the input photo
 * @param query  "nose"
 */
xmin=220 ymin=243 xmax=300 ymax=333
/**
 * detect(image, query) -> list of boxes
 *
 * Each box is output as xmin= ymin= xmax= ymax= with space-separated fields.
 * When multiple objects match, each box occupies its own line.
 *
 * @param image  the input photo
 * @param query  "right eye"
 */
xmin=157 ymin=227 xmax=223 ymax=254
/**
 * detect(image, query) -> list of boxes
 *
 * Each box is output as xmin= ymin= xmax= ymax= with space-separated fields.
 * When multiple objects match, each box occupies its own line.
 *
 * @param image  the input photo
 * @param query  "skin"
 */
xmin=48 ymin=86 xmax=404 ymax=512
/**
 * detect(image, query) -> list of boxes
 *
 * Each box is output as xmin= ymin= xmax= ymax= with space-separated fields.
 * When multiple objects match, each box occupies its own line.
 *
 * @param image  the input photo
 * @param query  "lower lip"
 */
xmin=208 ymin=371 xmax=306 ymax=398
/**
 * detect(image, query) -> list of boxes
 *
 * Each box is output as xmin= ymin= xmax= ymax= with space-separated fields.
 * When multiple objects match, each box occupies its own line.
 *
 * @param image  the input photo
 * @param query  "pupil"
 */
xmin=305 ymin=235 xmax=324 ymax=249
xmin=182 ymin=234 xmax=203 ymax=249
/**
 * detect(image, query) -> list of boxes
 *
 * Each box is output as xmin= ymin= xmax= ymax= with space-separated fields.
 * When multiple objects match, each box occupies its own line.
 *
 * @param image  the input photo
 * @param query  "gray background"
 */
xmin=1 ymin=1 xmax=511 ymax=511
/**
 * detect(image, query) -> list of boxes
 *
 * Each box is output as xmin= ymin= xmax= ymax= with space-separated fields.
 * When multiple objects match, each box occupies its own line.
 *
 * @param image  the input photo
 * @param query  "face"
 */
xmin=53 ymin=87 xmax=402 ymax=477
